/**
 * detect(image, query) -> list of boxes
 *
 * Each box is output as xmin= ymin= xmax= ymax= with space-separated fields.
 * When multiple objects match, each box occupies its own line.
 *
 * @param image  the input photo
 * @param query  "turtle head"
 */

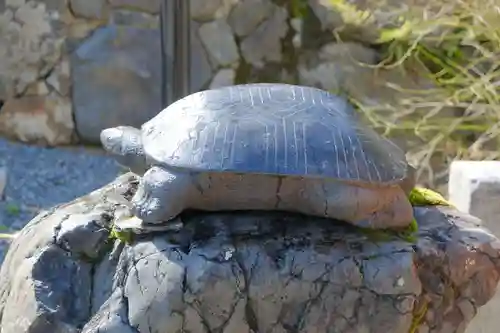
xmin=100 ymin=126 xmax=148 ymax=175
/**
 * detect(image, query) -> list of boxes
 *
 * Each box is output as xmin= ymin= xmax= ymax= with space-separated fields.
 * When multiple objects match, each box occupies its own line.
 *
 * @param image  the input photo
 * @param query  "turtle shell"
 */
xmin=141 ymin=83 xmax=408 ymax=184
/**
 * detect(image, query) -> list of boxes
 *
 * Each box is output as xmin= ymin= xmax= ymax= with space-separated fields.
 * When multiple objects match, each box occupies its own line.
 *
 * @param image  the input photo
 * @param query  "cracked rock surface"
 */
xmin=0 ymin=173 xmax=499 ymax=333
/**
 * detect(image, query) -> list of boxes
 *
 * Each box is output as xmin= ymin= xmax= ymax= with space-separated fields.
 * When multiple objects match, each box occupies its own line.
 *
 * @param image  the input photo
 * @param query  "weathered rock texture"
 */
xmin=0 ymin=173 xmax=499 ymax=333
xmin=0 ymin=0 xmax=434 ymax=145
xmin=448 ymin=161 xmax=500 ymax=333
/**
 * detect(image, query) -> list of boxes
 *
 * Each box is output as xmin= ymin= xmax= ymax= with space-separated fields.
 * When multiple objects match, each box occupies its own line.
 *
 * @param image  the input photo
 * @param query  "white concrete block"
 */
xmin=449 ymin=161 xmax=500 ymax=333
xmin=449 ymin=161 xmax=500 ymax=225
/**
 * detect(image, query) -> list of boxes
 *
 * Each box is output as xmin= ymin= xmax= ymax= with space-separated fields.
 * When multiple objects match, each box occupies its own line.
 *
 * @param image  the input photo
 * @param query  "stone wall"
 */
xmin=0 ymin=0 xmax=428 ymax=145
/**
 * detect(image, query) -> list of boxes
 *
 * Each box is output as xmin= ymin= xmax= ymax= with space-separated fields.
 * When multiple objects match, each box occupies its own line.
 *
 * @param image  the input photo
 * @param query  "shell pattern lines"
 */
xmin=142 ymin=83 xmax=407 ymax=184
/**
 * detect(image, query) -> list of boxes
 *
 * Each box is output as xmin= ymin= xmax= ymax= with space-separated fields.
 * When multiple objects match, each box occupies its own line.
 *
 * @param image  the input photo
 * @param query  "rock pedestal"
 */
xmin=0 ymin=173 xmax=499 ymax=333
xmin=449 ymin=161 xmax=500 ymax=333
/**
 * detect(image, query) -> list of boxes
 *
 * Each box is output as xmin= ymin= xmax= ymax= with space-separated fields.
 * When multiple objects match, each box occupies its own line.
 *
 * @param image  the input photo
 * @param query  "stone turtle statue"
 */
xmin=100 ymin=83 xmax=415 ymax=229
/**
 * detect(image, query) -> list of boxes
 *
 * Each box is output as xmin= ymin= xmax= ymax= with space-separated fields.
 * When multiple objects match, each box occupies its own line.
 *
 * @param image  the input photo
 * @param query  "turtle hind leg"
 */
xmin=314 ymin=180 xmax=414 ymax=229
xmin=359 ymin=186 xmax=414 ymax=229
xmin=131 ymin=166 xmax=193 ymax=223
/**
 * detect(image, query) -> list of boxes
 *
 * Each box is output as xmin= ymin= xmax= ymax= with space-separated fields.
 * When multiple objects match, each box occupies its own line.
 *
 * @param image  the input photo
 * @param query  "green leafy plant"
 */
xmin=409 ymin=298 xmax=428 ymax=333
xmin=5 ymin=203 xmax=20 ymax=216
xmin=359 ymin=218 xmax=418 ymax=243
xmin=108 ymin=226 xmax=134 ymax=244
xmin=326 ymin=0 xmax=500 ymax=190
xmin=290 ymin=0 xmax=309 ymax=18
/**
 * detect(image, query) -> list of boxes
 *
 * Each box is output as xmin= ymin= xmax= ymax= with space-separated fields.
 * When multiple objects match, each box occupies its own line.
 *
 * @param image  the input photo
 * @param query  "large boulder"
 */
xmin=70 ymin=20 xmax=216 ymax=145
xmin=0 ymin=173 xmax=499 ymax=333
xmin=70 ymin=25 xmax=163 ymax=144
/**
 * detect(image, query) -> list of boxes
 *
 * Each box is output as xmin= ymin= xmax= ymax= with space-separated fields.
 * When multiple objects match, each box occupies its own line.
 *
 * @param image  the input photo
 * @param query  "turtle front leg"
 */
xmin=131 ymin=166 xmax=194 ymax=223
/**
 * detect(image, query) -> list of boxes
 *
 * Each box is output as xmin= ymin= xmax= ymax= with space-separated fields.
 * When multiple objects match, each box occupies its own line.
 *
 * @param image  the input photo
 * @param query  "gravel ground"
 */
xmin=0 ymin=138 xmax=122 ymax=233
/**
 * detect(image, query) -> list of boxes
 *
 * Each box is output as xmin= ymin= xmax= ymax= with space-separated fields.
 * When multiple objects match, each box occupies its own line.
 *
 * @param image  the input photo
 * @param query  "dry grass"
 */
xmin=321 ymin=0 xmax=500 ymax=192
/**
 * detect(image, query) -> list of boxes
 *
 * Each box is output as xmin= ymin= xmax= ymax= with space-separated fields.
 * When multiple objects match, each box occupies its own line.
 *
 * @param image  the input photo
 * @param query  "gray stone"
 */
xmin=306 ymin=0 xmax=381 ymax=43
xmin=71 ymin=25 xmax=162 ymax=144
xmin=307 ymin=0 xmax=343 ymax=31
xmin=1 ymin=246 xmax=92 ymax=333
xmin=0 ymin=93 xmax=75 ymax=145
xmin=65 ymin=20 xmax=104 ymax=50
xmin=198 ymin=19 xmax=239 ymax=68
xmin=69 ymin=0 xmax=108 ymax=20
xmin=108 ymin=0 xmax=160 ymax=14
xmin=240 ymin=5 xmax=288 ymax=68
xmin=0 ymin=0 xmax=68 ymax=99
xmin=299 ymin=42 xmax=436 ymax=114
xmin=0 ymin=173 xmax=499 ymax=332
xmin=317 ymin=41 xmax=379 ymax=64
xmin=298 ymin=42 xmax=379 ymax=92
xmin=23 ymin=81 xmax=49 ymax=96
xmin=299 ymin=61 xmax=345 ymax=92
xmin=191 ymin=21 xmax=215 ymax=92
xmin=448 ymin=161 xmax=500 ymax=333
xmin=298 ymin=42 xmax=380 ymax=96
xmin=46 ymin=57 xmax=71 ymax=97
xmin=307 ymin=0 xmax=440 ymax=44
xmin=227 ymin=0 xmax=274 ymax=37
xmin=109 ymin=9 xmax=159 ymax=28
xmin=55 ymin=212 xmax=112 ymax=260
xmin=0 ymin=173 xmax=132 ymax=332
xmin=190 ymin=0 xmax=223 ymax=21
xmin=291 ymin=17 xmax=303 ymax=48
xmin=209 ymin=68 xmax=235 ymax=88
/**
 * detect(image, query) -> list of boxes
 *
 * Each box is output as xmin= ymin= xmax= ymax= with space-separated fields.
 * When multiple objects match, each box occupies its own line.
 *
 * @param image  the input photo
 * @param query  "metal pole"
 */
xmin=174 ymin=0 xmax=191 ymax=100
xmin=160 ymin=0 xmax=191 ymax=109
xmin=160 ymin=0 xmax=174 ymax=108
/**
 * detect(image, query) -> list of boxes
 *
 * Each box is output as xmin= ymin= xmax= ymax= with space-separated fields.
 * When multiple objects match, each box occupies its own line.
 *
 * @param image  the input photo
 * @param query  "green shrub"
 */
xmin=324 ymin=0 xmax=500 ymax=190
